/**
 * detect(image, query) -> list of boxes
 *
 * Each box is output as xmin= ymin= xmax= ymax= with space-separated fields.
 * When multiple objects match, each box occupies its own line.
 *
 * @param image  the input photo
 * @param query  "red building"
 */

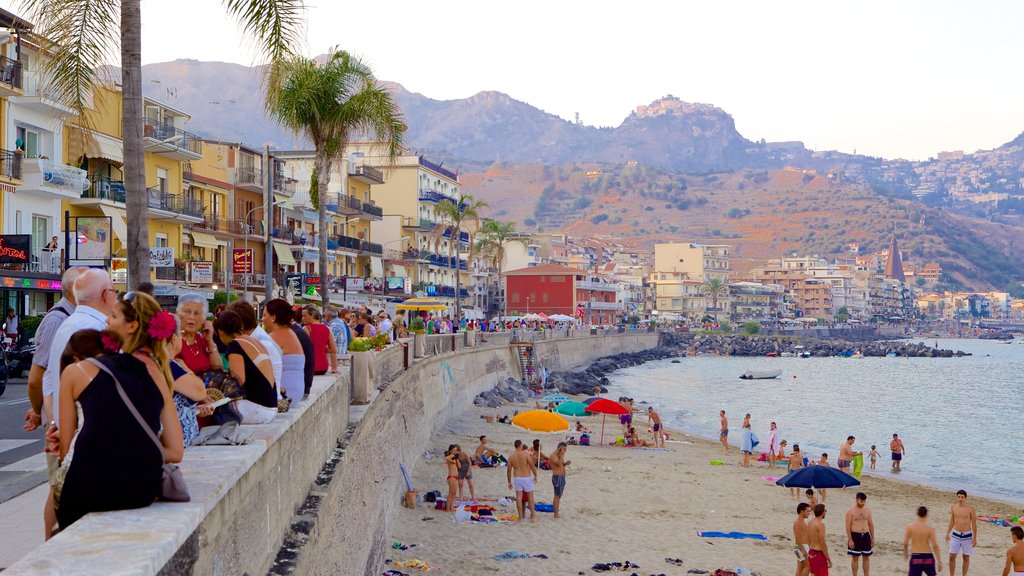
xmin=504 ymin=263 xmax=621 ymax=325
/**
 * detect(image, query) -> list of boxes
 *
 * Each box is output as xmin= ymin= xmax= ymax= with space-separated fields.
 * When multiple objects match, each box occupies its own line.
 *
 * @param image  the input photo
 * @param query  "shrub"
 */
xmin=348 ymin=337 xmax=374 ymax=352
xmin=742 ymin=321 xmax=761 ymax=335
xmin=410 ymin=317 xmax=426 ymax=334
xmin=591 ymin=213 xmax=608 ymax=224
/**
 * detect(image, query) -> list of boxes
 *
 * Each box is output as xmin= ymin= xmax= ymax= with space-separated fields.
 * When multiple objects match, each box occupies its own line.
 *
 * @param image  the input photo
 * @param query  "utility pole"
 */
xmin=264 ymin=146 xmax=274 ymax=304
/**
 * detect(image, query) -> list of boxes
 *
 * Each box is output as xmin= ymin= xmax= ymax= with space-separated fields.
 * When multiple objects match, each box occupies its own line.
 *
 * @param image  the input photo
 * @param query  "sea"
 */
xmin=606 ymin=338 xmax=1024 ymax=504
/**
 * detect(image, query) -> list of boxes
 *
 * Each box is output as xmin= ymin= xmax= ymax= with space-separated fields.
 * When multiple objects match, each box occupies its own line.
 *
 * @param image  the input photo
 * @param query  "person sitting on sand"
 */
xmin=575 ymin=420 xmax=592 ymax=434
xmin=778 ymin=439 xmax=789 ymax=461
xmin=473 ymin=435 xmax=502 ymax=466
xmin=443 ymin=446 xmax=460 ymax=512
xmin=627 ymin=426 xmax=655 ymax=448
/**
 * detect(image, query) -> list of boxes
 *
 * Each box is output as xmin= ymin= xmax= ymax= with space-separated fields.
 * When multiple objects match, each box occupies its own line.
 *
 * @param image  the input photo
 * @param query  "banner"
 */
xmin=190 ymin=261 xmax=214 ymax=284
xmin=0 ymin=235 xmax=30 ymax=264
xmin=150 ymin=247 xmax=174 ymax=268
xmin=74 ymin=217 xmax=111 ymax=261
xmin=111 ymin=258 xmax=128 ymax=284
xmin=344 ymin=277 xmax=364 ymax=292
xmin=232 ymin=248 xmax=253 ymax=273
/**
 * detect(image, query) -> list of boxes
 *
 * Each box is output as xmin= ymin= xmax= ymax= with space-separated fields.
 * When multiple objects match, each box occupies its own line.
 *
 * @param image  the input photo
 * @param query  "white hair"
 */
xmin=61 ymin=267 xmax=89 ymax=299
xmin=176 ymin=293 xmax=207 ymax=313
xmin=72 ymin=268 xmax=112 ymax=305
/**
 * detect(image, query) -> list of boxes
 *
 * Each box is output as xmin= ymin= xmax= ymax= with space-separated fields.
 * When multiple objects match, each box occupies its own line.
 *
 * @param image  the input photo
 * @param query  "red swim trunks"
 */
xmin=807 ymin=549 xmax=829 ymax=576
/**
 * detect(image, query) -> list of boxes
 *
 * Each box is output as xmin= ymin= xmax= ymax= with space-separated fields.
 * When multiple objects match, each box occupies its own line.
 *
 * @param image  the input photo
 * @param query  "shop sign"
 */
xmin=111 ymin=258 xmax=128 ymax=284
xmin=74 ymin=217 xmax=111 ymax=261
xmin=190 ymin=261 xmax=214 ymax=284
xmin=0 ymin=276 xmax=62 ymax=291
xmin=385 ymin=277 xmax=405 ymax=293
xmin=304 ymin=275 xmax=322 ymax=287
xmin=150 ymin=247 xmax=174 ymax=268
xmin=0 ymin=235 xmax=30 ymax=264
xmin=344 ymin=277 xmax=364 ymax=292
xmin=232 ymin=248 xmax=253 ymax=273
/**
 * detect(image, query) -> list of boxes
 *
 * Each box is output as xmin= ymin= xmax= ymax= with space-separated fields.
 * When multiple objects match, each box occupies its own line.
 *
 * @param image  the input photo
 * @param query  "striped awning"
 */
xmin=190 ymin=231 xmax=224 ymax=250
xmin=273 ymin=243 xmax=296 ymax=267
xmin=99 ymin=204 xmax=128 ymax=247
xmin=390 ymin=264 xmax=407 ymax=278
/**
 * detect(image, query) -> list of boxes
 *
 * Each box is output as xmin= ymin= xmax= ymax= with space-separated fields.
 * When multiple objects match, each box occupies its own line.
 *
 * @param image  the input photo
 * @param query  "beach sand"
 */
xmin=387 ymin=401 xmax=1021 ymax=575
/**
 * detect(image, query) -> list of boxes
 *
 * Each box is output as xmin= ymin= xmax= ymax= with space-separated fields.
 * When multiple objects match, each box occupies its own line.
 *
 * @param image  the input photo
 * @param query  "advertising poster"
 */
xmin=232 ymin=248 xmax=253 ymax=273
xmin=386 ymin=277 xmax=405 ymax=293
xmin=190 ymin=261 xmax=214 ymax=284
xmin=111 ymin=258 xmax=128 ymax=284
xmin=344 ymin=277 xmax=364 ymax=292
xmin=149 ymin=247 xmax=175 ymax=268
xmin=75 ymin=217 xmax=111 ymax=261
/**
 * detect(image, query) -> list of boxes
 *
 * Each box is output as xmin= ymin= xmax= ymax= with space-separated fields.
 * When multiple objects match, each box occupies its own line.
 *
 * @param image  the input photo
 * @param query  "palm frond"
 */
xmin=223 ymin=0 xmax=305 ymax=109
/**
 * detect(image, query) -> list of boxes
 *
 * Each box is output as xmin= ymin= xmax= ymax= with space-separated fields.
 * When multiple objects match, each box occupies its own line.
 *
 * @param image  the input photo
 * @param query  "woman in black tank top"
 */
xmin=214 ymin=310 xmax=277 ymax=424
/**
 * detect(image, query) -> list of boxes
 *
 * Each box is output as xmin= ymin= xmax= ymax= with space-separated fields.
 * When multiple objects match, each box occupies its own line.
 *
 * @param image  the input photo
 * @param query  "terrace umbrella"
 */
xmin=553 ymin=401 xmax=589 ymax=418
xmin=584 ymin=398 xmax=630 ymax=446
xmin=775 ymin=466 xmax=861 ymax=489
xmin=395 ymin=297 xmax=447 ymax=311
xmin=511 ymin=410 xmax=570 ymax=433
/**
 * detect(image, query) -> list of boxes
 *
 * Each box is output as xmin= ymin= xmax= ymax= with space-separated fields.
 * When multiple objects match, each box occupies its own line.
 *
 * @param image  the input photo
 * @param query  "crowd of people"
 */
xmin=19 ymin=266 xmax=394 ymax=537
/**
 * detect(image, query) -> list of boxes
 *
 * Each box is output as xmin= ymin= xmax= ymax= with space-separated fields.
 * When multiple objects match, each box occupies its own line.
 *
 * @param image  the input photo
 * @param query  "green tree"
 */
xmin=432 ymin=193 xmax=488 ymax=319
xmin=701 ymin=278 xmax=728 ymax=322
xmin=835 ymin=307 xmax=850 ymax=323
xmin=474 ymin=220 xmax=528 ymax=319
xmin=269 ymin=49 xmax=405 ymax=306
xmin=22 ymin=0 xmax=304 ymax=288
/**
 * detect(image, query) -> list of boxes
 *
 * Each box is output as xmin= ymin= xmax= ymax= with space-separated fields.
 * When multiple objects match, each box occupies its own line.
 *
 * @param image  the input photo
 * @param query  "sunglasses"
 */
xmin=120 ymin=291 xmax=137 ymax=302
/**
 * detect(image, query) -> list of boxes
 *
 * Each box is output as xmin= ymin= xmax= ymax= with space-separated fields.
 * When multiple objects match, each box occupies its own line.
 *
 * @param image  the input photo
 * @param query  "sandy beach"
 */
xmin=387 ymin=401 xmax=1021 ymax=575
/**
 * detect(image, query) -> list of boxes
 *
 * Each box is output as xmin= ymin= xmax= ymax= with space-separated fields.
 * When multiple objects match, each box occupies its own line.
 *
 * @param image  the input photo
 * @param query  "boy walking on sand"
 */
xmin=507 ymin=440 xmax=538 ymax=522
xmin=807 ymin=504 xmax=833 ymax=575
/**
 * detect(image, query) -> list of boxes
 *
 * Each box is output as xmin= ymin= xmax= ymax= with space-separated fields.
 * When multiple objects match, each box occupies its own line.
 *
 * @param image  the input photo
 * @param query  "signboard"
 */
xmin=150 ymin=247 xmax=174 ymax=268
xmin=285 ymin=273 xmax=303 ymax=297
xmin=344 ymin=277 xmax=364 ymax=292
xmin=0 ymin=235 xmax=31 ymax=264
xmin=386 ymin=277 xmax=405 ymax=294
xmin=232 ymin=248 xmax=253 ymax=273
xmin=0 ymin=275 xmax=61 ymax=291
xmin=74 ymin=217 xmax=111 ymax=261
xmin=111 ymin=258 xmax=128 ymax=284
xmin=304 ymin=275 xmax=322 ymax=287
xmin=364 ymin=277 xmax=383 ymax=294
xmin=190 ymin=261 xmax=214 ymax=284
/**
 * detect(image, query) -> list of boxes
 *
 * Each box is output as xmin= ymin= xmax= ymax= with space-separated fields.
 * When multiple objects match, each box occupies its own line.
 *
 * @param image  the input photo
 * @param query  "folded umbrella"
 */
xmin=775 ymin=465 xmax=861 ymax=489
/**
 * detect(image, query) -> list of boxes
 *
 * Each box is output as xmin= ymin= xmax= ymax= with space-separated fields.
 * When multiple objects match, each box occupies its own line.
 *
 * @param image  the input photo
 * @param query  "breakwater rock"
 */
xmin=674 ymin=334 xmax=969 ymax=357
xmin=978 ymin=331 xmax=1014 ymax=340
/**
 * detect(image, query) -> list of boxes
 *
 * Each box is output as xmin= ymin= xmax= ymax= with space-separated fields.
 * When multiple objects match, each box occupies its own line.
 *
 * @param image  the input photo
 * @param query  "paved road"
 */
xmin=0 ymin=379 xmax=48 ymax=504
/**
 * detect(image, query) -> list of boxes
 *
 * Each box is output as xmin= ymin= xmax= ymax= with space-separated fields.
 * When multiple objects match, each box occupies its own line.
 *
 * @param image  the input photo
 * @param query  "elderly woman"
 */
xmin=301 ymin=305 xmax=337 ymax=375
xmin=174 ymin=293 xmax=222 ymax=378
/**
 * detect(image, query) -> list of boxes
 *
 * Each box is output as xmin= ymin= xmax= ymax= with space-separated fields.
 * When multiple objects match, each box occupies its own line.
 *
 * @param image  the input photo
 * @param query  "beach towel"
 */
xmin=741 ymin=428 xmax=755 ymax=452
xmin=535 ymin=503 xmax=554 ymax=512
xmin=710 ymin=459 xmax=725 ymax=465
xmin=852 ymin=453 xmax=864 ymax=479
xmin=767 ymin=428 xmax=780 ymax=457
xmin=493 ymin=551 xmax=549 ymax=561
xmin=697 ymin=531 xmax=769 ymax=541
xmin=392 ymin=558 xmax=431 ymax=571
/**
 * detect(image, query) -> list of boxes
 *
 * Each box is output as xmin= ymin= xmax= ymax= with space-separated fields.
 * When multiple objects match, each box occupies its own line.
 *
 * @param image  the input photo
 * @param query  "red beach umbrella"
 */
xmin=584 ymin=398 xmax=631 ymax=446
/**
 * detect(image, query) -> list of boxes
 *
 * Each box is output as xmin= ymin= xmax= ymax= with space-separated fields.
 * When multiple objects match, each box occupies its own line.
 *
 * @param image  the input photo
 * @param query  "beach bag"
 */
xmin=580 ymin=434 xmax=590 ymax=446
xmin=205 ymin=370 xmax=244 ymax=400
xmin=86 ymin=358 xmax=191 ymax=503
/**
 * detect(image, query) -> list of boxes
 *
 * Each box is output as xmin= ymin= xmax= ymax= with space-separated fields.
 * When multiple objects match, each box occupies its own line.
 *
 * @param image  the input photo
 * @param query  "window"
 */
xmin=511 ymin=294 xmax=520 ymax=303
xmin=155 ymin=233 xmax=168 ymax=248
xmin=31 ymin=215 xmax=48 ymax=251
xmin=16 ymin=126 xmax=40 ymax=158
xmin=157 ymin=168 xmax=168 ymax=193
xmin=211 ymin=194 xmax=220 ymax=218
xmin=14 ymin=211 xmax=22 ymax=234
xmin=542 ymin=292 xmax=549 ymax=303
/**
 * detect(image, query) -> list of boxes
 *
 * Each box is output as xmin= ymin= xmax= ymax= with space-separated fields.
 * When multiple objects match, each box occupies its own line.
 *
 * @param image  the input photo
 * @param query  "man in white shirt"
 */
xmin=377 ymin=311 xmax=394 ymax=343
xmin=5 ymin=308 xmax=19 ymax=341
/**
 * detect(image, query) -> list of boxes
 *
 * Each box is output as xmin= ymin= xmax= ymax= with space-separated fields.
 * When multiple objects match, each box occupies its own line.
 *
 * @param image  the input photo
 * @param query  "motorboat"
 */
xmin=739 ymin=369 xmax=782 ymax=380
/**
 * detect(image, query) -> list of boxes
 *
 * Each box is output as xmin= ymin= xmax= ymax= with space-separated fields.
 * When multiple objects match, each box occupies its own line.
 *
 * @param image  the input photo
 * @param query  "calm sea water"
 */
xmin=607 ymin=338 xmax=1024 ymax=503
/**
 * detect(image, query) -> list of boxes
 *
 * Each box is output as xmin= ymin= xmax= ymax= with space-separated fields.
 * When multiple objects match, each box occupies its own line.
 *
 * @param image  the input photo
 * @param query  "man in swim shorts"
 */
xmin=891 ymin=433 xmax=906 ymax=471
xmin=946 ymin=489 xmax=977 ymax=576
xmin=1003 ymin=525 xmax=1024 ymax=576
xmin=846 ymin=492 xmax=875 ymax=576
xmin=807 ymin=504 xmax=833 ymax=575
xmin=719 ymin=410 xmax=729 ymax=452
xmin=507 ymin=439 xmax=538 ymax=522
xmin=647 ymin=406 xmax=664 ymax=448
xmin=549 ymin=442 xmax=571 ymax=518
xmin=905 ymin=506 xmax=942 ymax=576
xmin=794 ymin=502 xmax=812 ymax=576
xmin=838 ymin=436 xmax=860 ymax=475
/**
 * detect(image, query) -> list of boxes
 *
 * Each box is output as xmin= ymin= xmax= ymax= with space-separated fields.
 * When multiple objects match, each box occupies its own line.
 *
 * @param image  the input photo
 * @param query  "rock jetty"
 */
xmin=675 ymin=334 xmax=969 ymax=358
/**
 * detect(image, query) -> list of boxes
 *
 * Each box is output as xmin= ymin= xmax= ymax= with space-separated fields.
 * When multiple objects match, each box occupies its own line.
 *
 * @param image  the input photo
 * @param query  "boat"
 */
xmin=765 ymin=352 xmax=778 ymax=357
xmin=793 ymin=345 xmax=811 ymax=358
xmin=739 ymin=369 xmax=782 ymax=380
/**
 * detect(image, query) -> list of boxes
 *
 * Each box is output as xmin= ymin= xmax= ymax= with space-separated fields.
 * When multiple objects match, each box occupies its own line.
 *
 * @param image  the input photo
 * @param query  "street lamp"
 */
xmin=242 ymin=198 xmax=290 ymax=301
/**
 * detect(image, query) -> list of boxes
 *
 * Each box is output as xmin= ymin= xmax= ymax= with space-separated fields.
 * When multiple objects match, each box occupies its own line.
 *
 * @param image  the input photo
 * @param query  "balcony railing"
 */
xmin=418 ymin=155 xmax=458 ymax=181
xmin=273 ymin=175 xmax=297 ymax=194
xmin=85 ymin=174 xmax=126 ymax=202
xmin=576 ymin=280 xmax=619 ymax=292
xmin=361 ymin=241 xmax=382 ymax=256
xmin=351 ymin=164 xmax=383 ymax=183
xmin=143 ymin=120 xmax=202 ymax=154
xmin=0 ymin=149 xmax=23 ymax=180
xmin=418 ymin=188 xmax=449 ymax=204
xmin=271 ymin=228 xmax=294 ymax=242
xmin=155 ymin=267 xmax=187 ymax=282
xmin=333 ymin=234 xmax=362 ymax=251
xmin=361 ymin=201 xmax=383 ymax=218
xmin=0 ymin=56 xmax=24 ymax=89
xmin=147 ymin=188 xmax=204 ymax=218
xmin=236 ymin=167 xmax=263 ymax=187
xmin=192 ymin=217 xmax=262 ymax=236
xmin=419 ymin=217 xmax=437 ymax=230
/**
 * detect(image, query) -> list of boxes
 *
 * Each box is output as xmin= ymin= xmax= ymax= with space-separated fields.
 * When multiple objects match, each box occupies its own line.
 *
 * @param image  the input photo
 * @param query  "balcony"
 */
xmin=78 ymin=174 xmax=125 ymax=203
xmin=9 ymin=72 xmax=74 ymax=115
xmin=192 ymin=217 xmax=260 ymax=237
xmin=333 ymin=234 xmax=362 ymax=252
xmin=271 ymin=228 xmax=294 ymax=242
xmin=441 ymin=229 xmax=470 ymax=243
xmin=590 ymin=301 xmax=623 ymax=311
xmin=418 ymin=188 xmax=449 ymax=204
xmin=273 ymin=174 xmax=297 ymax=195
xmin=19 ymin=158 xmax=89 ymax=199
xmin=29 ymin=247 xmax=63 ymax=274
xmin=0 ymin=149 xmax=22 ymax=181
xmin=349 ymin=164 xmax=384 ymax=185
xmin=147 ymin=188 xmax=204 ymax=223
xmin=0 ymin=56 xmax=24 ymax=95
xmin=234 ymin=166 xmax=263 ymax=192
xmin=361 ymin=241 xmax=382 ymax=256
xmin=418 ymin=155 xmax=458 ymax=181
xmin=155 ymin=267 xmax=187 ymax=282
xmin=143 ymin=120 xmax=202 ymax=160
xmin=576 ymin=280 xmax=619 ymax=292
xmin=361 ymin=201 xmax=383 ymax=219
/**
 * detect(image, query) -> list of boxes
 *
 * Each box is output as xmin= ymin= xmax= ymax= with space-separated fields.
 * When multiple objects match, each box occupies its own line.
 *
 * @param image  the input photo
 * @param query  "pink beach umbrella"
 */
xmin=584 ymin=398 xmax=630 ymax=446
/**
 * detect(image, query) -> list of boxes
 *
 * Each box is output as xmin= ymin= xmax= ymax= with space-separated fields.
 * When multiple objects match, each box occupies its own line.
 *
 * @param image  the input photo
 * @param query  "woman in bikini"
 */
xmin=444 ymin=446 xmax=460 ymax=512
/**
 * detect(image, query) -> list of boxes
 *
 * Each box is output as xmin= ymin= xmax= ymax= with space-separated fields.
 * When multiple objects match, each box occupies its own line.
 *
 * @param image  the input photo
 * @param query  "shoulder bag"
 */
xmin=85 ymin=358 xmax=191 ymax=502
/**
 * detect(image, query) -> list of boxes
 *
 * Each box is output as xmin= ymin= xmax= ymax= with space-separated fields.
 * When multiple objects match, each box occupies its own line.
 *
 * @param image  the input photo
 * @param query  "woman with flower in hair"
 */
xmin=55 ymin=291 xmax=184 ymax=530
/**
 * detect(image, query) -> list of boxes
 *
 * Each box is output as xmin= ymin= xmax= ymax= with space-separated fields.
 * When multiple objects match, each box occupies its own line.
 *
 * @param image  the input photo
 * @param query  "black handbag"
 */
xmin=86 ymin=358 xmax=191 ymax=502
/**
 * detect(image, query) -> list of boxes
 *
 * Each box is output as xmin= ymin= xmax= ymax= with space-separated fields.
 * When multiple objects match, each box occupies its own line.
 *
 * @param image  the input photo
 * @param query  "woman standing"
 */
xmin=263 ymin=299 xmax=305 ymax=404
xmin=174 ymin=293 xmax=222 ymax=378
xmin=56 ymin=292 xmax=184 ymax=530
xmin=301 ymin=305 xmax=337 ymax=375
xmin=741 ymin=413 xmax=755 ymax=468
xmin=214 ymin=310 xmax=277 ymax=424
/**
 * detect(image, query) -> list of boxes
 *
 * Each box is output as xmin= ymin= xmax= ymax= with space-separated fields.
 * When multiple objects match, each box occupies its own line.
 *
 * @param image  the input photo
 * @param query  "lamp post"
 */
xmin=243 ymin=198 xmax=289 ymax=302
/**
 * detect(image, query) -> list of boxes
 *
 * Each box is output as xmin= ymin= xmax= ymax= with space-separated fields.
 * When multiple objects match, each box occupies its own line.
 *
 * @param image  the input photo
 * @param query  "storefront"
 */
xmin=0 ymin=272 xmax=62 ymax=321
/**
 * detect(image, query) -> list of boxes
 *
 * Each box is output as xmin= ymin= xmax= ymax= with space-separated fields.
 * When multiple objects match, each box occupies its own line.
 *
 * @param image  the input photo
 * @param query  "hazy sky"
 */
xmin=7 ymin=0 xmax=1023 ymax=160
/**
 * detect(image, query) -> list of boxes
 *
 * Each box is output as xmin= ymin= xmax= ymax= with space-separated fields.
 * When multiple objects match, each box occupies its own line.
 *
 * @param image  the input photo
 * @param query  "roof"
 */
xmin=504 ymin=263 xmax=589 ymax=277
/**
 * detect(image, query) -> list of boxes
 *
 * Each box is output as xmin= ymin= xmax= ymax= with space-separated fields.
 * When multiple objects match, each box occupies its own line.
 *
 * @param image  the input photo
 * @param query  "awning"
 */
xmin=390 ymin=264 xmax=407 ymax=278
xmin=302 ymin=209 xmax=318 ymax=220
xmin=89 ymin=132 xmax=124 ymax=166
xmin=274 ymin=243 xmax=297 ymax=267
xmin=190 ymin=231 xmax=225 ymax=250
xmin=370 ymin=257 xmax=384 ymax=277
xmin=273 ymin=194 xmax=294 ymax=210
xmin=99 ymin=204 xmax=128 ymax=247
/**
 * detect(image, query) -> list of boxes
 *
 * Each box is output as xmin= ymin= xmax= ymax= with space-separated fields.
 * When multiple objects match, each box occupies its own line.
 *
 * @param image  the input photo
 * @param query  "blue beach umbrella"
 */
xmin=582 ymin=397 xmax=602 ymax=405
xmin=775 ymin=466 xmax=861 ymax=489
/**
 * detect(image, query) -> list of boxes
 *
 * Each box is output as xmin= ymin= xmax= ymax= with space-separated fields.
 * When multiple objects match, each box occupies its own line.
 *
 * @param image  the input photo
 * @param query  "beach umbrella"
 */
xmin=540 ymin=392 xmax=571 ymax=404
xmin=395 ymin=297 xmax=448 ymax=311
xmin=775 ymin=466 xmax=861 ymax=489
xmin=553 ymin=401 xmax=589 ymax=417
xmin=582 ymin=397 xmax=602 ymax=405
xmin=511 ymin=410 xmax=569 ymax=433
xmin=584 ymin=398 xmax=631 ymax=446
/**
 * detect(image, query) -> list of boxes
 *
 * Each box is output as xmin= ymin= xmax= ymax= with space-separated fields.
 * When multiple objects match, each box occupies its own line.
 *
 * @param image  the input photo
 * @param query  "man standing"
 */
xmin=905 ymin=506 xmax=942 ymax=576
xmin=794 ymin=502 xmax=812 ymax=576
xmin=549 ymin=442 xmax=571 ymax=518
xmin=22 ymin=266 xmax=87 ymax=540
xmin=846 ymin=492 xmax=875 ymax=576
xmin=719 ymin=410 xmax=729 ymax=452
xmin=506 ymin=440 xmax=537 ymax=522
xmin=945 ymin=489 xmax=977 ymax=576
xmin=891 ymin=433 xmax=906 ymax=471
xmin=838 ymin=436 xmax=861 ymax=475
xmin=377 ymin=311 xmax=393 ymax=342
xmin=788 ymin=444 xmax=805 ymax=498
xmin=1002 ymin=526 xmax=1024 ymax=576
xmin=647 ymin=406 xmax=664 ymax=448
xmin=807 ymin=503 xmax=833 ymax=575
xmin=324 ymin=305 xmax=349 ymax=360
xmin=5 ymin=308 xmax=19 ymax=342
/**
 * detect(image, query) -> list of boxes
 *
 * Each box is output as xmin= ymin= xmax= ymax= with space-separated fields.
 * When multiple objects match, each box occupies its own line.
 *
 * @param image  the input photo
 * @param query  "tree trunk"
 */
xmin=122 ymin=0 xmax=149 ymax=288
xmin=315 ymin=150 xmax=331 ymax=307
xmin=453 ymin=226 xmax=461 ymax=320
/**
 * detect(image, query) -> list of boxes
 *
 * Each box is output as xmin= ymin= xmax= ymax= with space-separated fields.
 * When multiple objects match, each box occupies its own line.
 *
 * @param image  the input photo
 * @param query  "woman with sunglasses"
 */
xmin=55 ymin=291 xmax=184 ymax=530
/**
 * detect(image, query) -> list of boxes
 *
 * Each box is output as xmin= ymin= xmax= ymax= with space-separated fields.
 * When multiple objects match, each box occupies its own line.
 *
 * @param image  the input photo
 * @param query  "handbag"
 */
xmin=86 ymin=358 xmax=191 ymax=502
xmin=204 ymin=369 xmax=244 ymax=400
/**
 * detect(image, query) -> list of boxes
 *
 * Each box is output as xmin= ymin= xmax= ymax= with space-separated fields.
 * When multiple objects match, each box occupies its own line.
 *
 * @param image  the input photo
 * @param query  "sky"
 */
xmin=6 ymin=0 xmax=1024 ymax=160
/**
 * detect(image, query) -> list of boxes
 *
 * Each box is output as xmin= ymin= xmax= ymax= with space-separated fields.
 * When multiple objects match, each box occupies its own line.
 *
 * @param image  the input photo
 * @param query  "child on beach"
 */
xmin=805 ymin=489 xmax=819 ymax=508
xmin=868 ymin=445 xmax=879 ymax=470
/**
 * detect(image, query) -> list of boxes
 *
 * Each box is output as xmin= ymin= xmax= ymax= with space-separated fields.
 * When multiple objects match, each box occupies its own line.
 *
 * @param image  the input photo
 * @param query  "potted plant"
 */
xmin=410 ymin=316 xmax=427 ymax=358
xmin=348 ymin=337 xmax=375 ymax=404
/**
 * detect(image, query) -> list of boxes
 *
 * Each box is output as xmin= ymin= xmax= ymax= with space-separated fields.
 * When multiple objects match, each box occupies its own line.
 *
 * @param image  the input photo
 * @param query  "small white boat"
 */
xmin=739 ymin=369 xmax=783 ymax=380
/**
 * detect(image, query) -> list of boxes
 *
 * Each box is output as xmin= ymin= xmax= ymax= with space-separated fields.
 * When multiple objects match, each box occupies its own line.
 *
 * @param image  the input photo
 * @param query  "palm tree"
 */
xmin=701 ymin=278 xmax=728 ymax=323
xmin=269 ymin=49 xmax=404 ymax=307
xmin=20 ymin=0 xmax=304 ymax=289
xmin=432 ymin=193 xmax=488 ymax=319
xmin=474 ymin=220 xmax=527 ymax=319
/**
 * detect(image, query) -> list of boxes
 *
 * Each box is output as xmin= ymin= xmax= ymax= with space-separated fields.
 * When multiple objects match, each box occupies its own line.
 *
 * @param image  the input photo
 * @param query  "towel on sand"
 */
xmin=697 ymin=531 xmax=769 ymax=540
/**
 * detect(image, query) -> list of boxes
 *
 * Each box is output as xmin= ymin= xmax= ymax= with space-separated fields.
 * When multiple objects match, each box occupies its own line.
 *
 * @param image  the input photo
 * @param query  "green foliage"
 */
xmin=348 ymin=337 xmax=375 ymax=352
xmin=718 ymin=321 xmax=731 ymax=332
xmin=409 ymin=316 xmax=426 ymax=334
xmin=19 ymin=315 xmax=43 ymax=340
xmin=742 ymin=321 xmax=761 ymax=335
xmin=211 ymin=290 xmax=240 ymax=311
